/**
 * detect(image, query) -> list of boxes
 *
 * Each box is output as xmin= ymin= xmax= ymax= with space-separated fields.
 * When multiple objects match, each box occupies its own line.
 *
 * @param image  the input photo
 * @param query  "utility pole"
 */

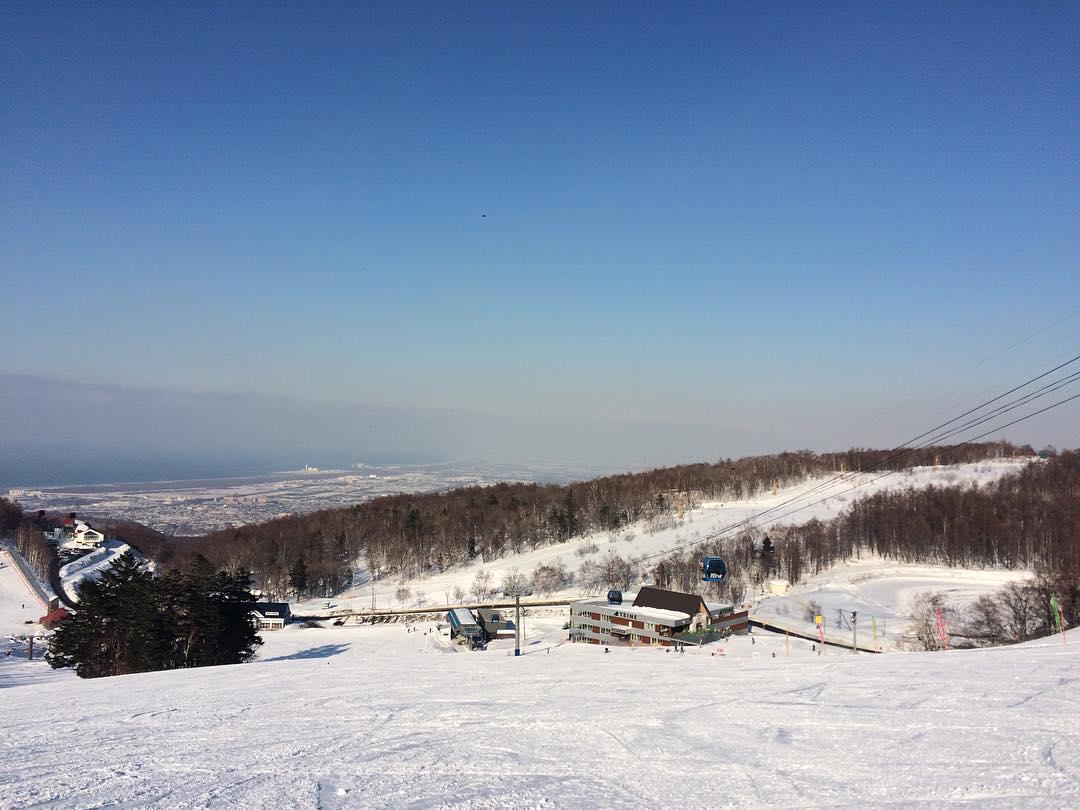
xmin=515 ymin=596 xmax=521 ymax=657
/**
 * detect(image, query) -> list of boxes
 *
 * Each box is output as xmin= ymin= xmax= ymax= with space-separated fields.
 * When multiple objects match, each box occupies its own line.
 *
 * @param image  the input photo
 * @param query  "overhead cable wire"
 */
xmin=632 ymin=356 xmax=1080 ymax=568
xmin=815 ymin=305 xmax=1080 ymax=451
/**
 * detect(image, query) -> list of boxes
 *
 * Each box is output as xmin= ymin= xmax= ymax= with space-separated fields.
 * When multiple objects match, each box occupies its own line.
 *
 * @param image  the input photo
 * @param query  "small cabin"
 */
xmin=252 ymin=603 xmax=292 ymax=630
xmin=475 ymin=608 xmax=515 ymax=639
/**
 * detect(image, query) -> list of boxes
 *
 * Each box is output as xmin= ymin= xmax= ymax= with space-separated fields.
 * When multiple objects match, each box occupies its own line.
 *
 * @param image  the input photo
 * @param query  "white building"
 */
xmin=252 ymin=603 xmax=292 ymax=630
xmin=69 ymin=520 xmax=105 ymax=549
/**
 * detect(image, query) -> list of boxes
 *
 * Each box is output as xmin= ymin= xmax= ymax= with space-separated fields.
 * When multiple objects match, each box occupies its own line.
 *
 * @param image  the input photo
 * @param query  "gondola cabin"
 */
xmin=702 ymin=556 xmax=727 ymax=582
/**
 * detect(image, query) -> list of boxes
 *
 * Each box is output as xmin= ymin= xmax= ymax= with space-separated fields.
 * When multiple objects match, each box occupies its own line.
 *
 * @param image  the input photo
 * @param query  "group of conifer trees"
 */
xmin=47 ymin=552 xmax=262 ymax=678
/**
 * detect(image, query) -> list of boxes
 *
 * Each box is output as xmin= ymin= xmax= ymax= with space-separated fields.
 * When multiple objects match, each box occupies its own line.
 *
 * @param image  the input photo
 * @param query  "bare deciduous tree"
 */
xmin=500 ymin=567 xmax=528 ymax=597
xmin=471 ymin=568 xmax=493 ymax=602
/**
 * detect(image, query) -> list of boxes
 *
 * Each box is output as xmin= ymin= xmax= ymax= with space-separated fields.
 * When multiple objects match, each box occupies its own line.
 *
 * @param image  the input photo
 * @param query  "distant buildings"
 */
xmin=570 ymin=586 xmax=748 ymax=647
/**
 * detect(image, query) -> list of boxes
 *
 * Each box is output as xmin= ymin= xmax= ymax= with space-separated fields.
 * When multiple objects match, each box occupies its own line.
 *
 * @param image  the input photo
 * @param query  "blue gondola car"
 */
xmin=702 ymin=556 xmax=727 ymax=582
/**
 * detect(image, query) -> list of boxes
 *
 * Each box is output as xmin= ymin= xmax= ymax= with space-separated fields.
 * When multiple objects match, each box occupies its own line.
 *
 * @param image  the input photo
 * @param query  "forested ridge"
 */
xmin=9 ymin=442 xmax=1073 ymax=619
xmin=45 ymin=442 xmax=1026 ymax=598
xmin=649 ymin=448 xmax=1080 ymax=634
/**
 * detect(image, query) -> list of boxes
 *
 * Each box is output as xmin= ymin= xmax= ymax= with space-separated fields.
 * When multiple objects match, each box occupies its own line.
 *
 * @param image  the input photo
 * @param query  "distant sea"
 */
xmin=0 ymin=451 xmax=452 ymax=491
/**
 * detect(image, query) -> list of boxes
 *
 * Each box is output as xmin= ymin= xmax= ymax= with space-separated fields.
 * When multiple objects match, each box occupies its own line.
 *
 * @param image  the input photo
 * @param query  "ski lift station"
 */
xmin=445 ymin=607 xmax=517 ymax=650
xmin=447 ymin=608 xmax=482 ymax=641
xmin=569 ymin=586 xmax=748 ymax=648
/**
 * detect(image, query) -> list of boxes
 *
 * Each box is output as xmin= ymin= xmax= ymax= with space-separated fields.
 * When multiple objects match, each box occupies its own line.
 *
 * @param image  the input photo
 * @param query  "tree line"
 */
xmin=106 ymin=442 xmax=1021 ymax=599
xmin=0 ymin=500 xmax=56 ymax=584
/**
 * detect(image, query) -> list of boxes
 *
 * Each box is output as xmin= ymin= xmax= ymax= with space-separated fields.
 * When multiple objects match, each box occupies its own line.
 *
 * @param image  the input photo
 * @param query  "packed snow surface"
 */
xmin=1 ymin=618 xmax=1076 ymax=807
xmin=0 ymin=549 xmax=46 ymax=634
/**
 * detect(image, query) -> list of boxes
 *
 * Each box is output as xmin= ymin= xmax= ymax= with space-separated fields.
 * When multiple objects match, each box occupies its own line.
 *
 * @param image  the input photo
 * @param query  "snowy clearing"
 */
xmin=751 ymin=556 xmax=1033 ymax=650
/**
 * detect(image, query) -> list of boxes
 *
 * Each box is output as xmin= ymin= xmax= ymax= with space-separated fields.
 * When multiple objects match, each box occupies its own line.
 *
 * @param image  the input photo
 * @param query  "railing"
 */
xmin=748 ymin=616 xmax=882 ymax=653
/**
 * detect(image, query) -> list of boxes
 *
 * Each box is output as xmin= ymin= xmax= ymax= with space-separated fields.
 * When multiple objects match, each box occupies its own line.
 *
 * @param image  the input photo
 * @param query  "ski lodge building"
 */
xmin=251 ymin=603 xmax=291 ymax=631
xmin=569 ymin=586 xmax=748 ymax=647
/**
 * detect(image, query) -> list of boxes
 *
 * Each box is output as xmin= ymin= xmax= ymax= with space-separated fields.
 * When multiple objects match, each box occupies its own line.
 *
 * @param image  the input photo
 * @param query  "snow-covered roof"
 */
xmin=620 ymin=605 xmax=692 ymax=623
xmin=449 ymin=608 xmax=477 ymax=627
xmin=252 ymin=603 xmax=291 ymax=619
xmin=573 ymin=597 xmax=691 ymax=625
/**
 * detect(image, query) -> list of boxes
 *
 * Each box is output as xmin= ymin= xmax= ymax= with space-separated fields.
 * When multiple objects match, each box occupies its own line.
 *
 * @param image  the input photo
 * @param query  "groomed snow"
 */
xmin=1 ymin=618 xmax=1076 ymax=807
xmin=0 ymin=549 xmax=46 ymax=634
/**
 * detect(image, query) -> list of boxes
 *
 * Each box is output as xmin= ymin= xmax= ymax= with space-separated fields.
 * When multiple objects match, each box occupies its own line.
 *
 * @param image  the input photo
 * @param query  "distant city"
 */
xmin=5 ymin=461 xmax=609 ymax=535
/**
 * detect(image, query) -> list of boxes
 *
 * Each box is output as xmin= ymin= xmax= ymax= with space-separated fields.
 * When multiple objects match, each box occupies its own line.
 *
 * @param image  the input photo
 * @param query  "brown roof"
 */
xmin=632 ymin=587 xmax=709 ymax=619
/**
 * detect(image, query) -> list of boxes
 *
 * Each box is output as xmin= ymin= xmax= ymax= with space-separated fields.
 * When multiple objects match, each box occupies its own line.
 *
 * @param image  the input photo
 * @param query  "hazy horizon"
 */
xmin=2 ymin=370 xmax=1074 ymax=490
xmin=2 ymin=4 xmax=1078 ymax=486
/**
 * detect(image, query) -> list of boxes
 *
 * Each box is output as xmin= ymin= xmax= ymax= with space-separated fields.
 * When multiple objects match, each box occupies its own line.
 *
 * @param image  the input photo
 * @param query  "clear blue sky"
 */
xmin=2 ymin=2 xmax=1078 ymax=481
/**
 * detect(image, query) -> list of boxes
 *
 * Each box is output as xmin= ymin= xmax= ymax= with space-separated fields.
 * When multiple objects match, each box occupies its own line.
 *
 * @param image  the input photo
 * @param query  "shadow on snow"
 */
xmin=263 ymin=643 xmax=351 ymax=662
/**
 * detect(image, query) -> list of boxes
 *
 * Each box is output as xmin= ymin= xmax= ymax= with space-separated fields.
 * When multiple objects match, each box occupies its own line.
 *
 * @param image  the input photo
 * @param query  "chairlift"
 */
xmin=702 ymin=556 xmax=727 ymax=582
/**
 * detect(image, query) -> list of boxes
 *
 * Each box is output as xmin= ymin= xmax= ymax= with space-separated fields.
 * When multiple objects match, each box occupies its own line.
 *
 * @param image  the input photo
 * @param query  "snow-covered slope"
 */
xmin=751 ymin=556 xmax=1033 ymax=650
xmin=299 ymin=459 xmax=1032 ymax=614
xmin=0 ymin=620 xmax=1076 ymax=807
xmin=0 ymin=549 xmax=46 ymax=634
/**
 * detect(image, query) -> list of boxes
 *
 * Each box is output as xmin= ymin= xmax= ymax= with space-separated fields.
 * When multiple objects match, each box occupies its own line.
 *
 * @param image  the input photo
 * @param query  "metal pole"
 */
xmin=852 ymin=611 xmax=857 ymax=654
xmin=515 ymin=596 xmax=521 ymax=657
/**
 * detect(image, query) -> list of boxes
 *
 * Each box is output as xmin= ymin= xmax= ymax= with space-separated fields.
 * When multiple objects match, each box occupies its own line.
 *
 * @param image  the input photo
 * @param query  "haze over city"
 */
xmin=2 ymin=3 xmax=1078 ymax=485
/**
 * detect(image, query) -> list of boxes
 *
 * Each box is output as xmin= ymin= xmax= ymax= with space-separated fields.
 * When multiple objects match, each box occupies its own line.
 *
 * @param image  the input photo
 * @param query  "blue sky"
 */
xmin=2 ymin=2 xmax=1078 ymax=481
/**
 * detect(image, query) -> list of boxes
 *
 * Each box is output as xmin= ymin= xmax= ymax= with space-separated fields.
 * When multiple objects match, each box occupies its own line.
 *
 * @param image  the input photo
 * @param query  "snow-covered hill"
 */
xmin=1 ymin=617 xmax=1076 ymax=806
xmin=299 ymin=459 xmax=1032 ymax=614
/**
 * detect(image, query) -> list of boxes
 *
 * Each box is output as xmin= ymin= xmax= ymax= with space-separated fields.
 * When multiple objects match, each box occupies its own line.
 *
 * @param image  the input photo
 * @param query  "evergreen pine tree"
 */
xmin=759 ymin=535 xmax=778 ymax=579
xmin=48 ymin=551 xmax=262 ymax=678
xmin=47 ymin=551 xmax=160 ymax=677
xmin=288 ymin=558 xmax=308 ymax=598
xmin=214 ymin=568 xmax=262 ymax=665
